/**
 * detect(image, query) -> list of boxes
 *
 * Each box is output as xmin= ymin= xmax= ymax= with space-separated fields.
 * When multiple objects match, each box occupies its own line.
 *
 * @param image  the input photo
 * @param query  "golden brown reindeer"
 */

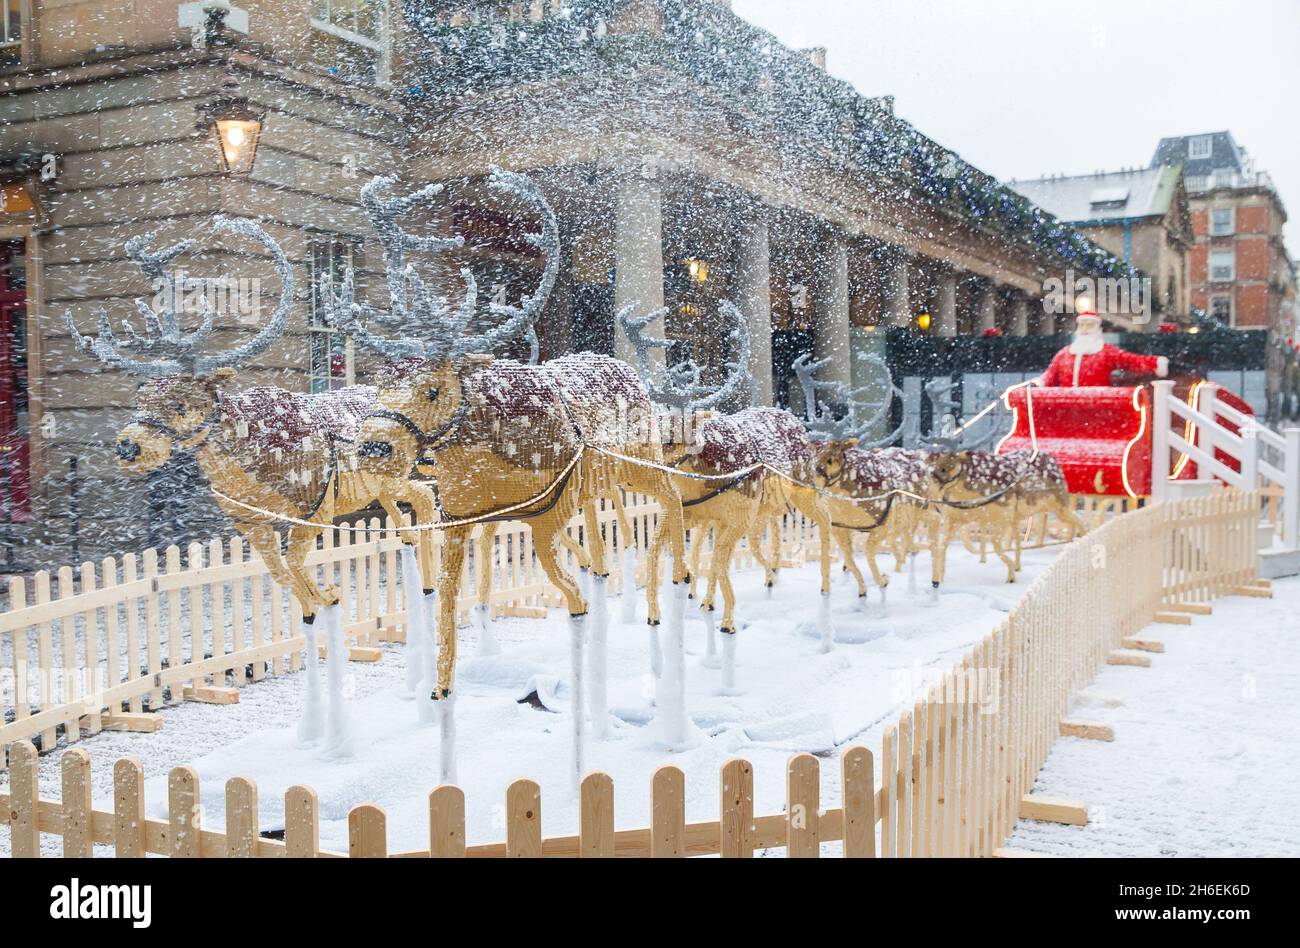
xmin=620 ymin=301 xmax=834 ymax=688
xmin=323 ymin=168 xmax=689 ymax=782
xmin=69 ymin=217 xmax=438 ymax=752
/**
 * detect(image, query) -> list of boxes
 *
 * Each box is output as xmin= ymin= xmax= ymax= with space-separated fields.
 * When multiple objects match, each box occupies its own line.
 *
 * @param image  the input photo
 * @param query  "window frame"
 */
xmin=1208 ymin=294 xmax=1233 ymax=326
xmin=1188 ymin=135 xmax=1213 ymax=160
xmin=1208 ymin=249 xmax=1236 ymax=283
xmin=307 ymin=239 xmax=360 ymax=394
xmin=310 ymin=0 xmax=391 ymax=84
xmin=1209 ymin=206 xmax=1235 ymax=237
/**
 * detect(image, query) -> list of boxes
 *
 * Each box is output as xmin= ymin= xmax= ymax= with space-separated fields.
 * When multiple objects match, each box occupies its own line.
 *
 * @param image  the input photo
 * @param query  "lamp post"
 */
xmin=195 ymin=64 xmax=265 ymax=175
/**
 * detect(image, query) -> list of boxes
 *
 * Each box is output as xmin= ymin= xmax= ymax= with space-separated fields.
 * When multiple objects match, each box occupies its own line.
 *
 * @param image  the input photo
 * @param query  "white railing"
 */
xmin=1152 ymin=379 xmax=1300 ymax=549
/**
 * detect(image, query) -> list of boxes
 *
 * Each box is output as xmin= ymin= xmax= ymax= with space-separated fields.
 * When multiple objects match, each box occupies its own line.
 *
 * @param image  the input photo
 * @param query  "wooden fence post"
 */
xmin=9 ymin=739 xmax=39 ymax=857
xmin=60 ymin=749 xmax=92 ymax=858
xmin=506 ymin=779 xmax=542 ymax=858
xmin=786 ymin=752 xmax=820 ymax=858
xmin=651 ymin=765 xmax=685 ymax=858
xmin=226 ymin=776 xmax=259 ymax=857
xmin=429 ymin=786 xmax=466 ymax=858
xmin=168 ymin=765 xmax=201 ymax=858
xmin=841 ymin=745 xmax=875 ymax=858
xmin=285 ymin=785 xmax=319 ymax=858
xmin=113 ymin=757 xmax=145 ymax=858
xmin=720 ymin=758 xmax=754 ymax=858
xmin=349 ymin=804 xmax=387 ymax=858
xmin=579 ymin=772 xmax=615 ymax=858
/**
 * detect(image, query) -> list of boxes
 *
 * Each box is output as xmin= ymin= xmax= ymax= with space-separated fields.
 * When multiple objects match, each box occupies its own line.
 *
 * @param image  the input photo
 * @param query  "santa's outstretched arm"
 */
xmin=1109 ymin=347 xmax=1168 ymax=378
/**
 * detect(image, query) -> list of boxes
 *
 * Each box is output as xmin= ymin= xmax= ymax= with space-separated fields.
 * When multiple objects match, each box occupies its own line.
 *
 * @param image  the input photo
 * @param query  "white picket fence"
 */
xmin=1151 ymin=379 xmax=1300 ymax=575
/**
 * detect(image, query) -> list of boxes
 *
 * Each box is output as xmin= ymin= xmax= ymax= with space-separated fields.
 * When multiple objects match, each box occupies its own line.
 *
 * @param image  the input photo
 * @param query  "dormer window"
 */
xmin=1089 ymin=186 xmax=1129 ymax=212
xmin=1188 ymin=135 xmax=1213 ymax=160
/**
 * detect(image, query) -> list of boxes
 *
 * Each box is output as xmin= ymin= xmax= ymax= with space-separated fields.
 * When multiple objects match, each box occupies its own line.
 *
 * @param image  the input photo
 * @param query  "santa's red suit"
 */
xmin=1039 ymin=336 xmax=1167 ymax=387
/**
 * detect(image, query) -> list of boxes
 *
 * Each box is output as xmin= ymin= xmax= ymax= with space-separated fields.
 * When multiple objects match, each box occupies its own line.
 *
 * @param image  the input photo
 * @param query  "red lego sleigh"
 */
xmin=995 ymin=377 xmax=1253 ymax=498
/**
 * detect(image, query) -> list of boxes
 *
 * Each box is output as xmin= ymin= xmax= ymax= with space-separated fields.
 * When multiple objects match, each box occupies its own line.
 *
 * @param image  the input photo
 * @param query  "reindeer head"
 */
xmin=930 ymin=450 xmax=970 ymax=488
xmin=69 ymin=217 xmax=293 ymax=475
xmin=324 ymin=167 xmax=558 ymax=475
xmin=810 ymin=437 xmax=859 ymax=489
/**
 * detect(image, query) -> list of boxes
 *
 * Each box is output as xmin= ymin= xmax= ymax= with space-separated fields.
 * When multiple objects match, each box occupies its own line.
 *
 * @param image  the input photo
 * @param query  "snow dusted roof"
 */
xmin=1007 ymin=166 xmax=1181 ymax=224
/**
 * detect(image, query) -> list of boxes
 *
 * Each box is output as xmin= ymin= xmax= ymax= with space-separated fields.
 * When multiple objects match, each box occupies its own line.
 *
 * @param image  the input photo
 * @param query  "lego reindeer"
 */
xmin=796 ymin=351 xmax=936 ymax=608
xmin=620 ymin=301 xmax=844 ymax=676
xmin=322 ymin=168 xmax=690 ymax=783
xmin=69 ymin=216 xmax=440 ymax=755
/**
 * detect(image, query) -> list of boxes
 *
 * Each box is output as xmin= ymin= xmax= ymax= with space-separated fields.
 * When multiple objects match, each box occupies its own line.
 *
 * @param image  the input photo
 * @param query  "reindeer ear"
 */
xmin=213 ymin=367 xmax=237 ymax=383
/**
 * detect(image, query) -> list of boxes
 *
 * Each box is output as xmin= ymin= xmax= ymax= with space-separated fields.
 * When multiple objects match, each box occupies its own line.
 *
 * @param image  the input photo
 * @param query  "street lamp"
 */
xmin=195 ymin=64 xmax=265 ymax=175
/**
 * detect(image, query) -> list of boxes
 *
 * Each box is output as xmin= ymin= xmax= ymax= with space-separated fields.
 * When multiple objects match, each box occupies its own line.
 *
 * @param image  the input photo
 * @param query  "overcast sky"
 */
xmin=732 ymin=0 xmax=1300 ymax=253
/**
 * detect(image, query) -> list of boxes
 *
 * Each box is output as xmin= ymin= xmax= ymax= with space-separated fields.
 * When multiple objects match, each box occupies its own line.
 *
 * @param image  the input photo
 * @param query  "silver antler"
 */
xmin=68 ymin=216 xmax=293 ymax=378
xmin=619 ymin=300 xmax=754 ymax=411
xmin=796 ymin=350 xmax=904 ymax=446
xmin=325 ymin=167 xmax=557 ymax=365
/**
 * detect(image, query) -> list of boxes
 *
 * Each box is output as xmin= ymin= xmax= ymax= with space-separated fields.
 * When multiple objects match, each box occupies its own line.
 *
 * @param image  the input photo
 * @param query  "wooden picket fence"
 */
xmin=1 ymin=488 xmax=1261 ymax=858
xmin=0 ymin=494 xmax=823 ymax=763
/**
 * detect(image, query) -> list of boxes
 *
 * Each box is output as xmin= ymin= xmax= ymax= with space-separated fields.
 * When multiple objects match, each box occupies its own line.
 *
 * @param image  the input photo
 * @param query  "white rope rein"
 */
xmin=206 ymin=383 xmax=1046 ymax=533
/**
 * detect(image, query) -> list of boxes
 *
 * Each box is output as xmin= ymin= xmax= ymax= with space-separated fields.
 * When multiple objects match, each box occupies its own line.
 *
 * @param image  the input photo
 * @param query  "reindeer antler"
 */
xmin=619 ymin=301 xmax=754 ymax=411
xmin=68 ymin=216 xmax=293 ymax=378
xmin=325 ymin=167 xmax=557 ymax=365
xmin=797 ymin=350 xmax=904 ymax=446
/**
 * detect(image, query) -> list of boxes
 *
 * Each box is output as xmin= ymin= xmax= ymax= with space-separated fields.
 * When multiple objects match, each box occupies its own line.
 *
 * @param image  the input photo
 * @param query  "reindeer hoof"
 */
xmin=430 ymin=688 xmax=452 ymax=701
xmin=720 ymin=626 xmax=737 ymax=635
xmin=647 ymin=618 xmax=660 ymax=627
xmin=423 ymin=588 xmax=435 ymax=597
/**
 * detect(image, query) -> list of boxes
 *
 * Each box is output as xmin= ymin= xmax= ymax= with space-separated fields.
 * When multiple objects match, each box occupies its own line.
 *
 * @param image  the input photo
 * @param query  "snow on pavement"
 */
xmin=1 ymin=544 xmax=1057 ymax=856
xmin=1007 ymin=575 xmax=1300 ymax=857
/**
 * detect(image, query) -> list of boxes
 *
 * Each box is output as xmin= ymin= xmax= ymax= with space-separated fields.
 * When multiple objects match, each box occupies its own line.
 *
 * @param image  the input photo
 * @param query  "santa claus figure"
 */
xmin=1037 ymin=299 xmax=1168 ymax=387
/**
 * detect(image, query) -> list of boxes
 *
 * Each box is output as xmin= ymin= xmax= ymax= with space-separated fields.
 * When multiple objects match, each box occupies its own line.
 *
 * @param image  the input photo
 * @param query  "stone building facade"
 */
xmin=0 ymin=0 xmax=1141 ymax=567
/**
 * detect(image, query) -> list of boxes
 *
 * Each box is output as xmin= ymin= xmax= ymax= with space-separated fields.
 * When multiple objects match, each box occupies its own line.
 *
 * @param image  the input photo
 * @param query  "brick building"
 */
xmin=1151 ymin=131 xmax=1297 ymax=418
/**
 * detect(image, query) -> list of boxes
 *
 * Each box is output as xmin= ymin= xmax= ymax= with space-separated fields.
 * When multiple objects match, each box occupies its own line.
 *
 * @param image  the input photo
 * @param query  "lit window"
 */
xmin=308 ymin=241 xmax=358 ymax=393
xmin=1188 ymin=135 xmax=1213 ymax=160
xmin=1209 ymin=207 xmax=1234 ymax=237
xmin=1209 ymin=250 xmax=1235 ymax=283
xmin=1209 ymin=295 xmax=1233 ymax=325
xmin=1 ymin=0 xmax=21 ymax=65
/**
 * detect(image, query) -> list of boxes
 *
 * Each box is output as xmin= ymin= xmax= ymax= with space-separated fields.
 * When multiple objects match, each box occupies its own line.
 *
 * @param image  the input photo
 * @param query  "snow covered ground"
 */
xmin=1 ymin=543 xmax=1054 ymax=856
xmin=1007 ymin=575 xmax=1300 ymax=857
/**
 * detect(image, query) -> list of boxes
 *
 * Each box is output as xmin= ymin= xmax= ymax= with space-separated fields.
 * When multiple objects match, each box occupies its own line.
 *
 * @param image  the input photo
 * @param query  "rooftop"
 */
xmin=1007 ymin=166 xmax=1183 ymax=225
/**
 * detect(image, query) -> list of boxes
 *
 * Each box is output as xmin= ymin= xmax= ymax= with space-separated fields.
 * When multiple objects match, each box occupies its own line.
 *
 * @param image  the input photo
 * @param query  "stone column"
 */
xmin=1036 ymin=295 xmax=1058 ymax=335
xmin=1010 ymin=293 xmax=1030 ymax=336
xmin=613 ymin=168 xmax=665 ymax=368
xmin=813 ymin=235 xmax=851 ymax=387
xmin=977 ymin=281 xmax=998 ymax=333
xmin=935 ymin=269 xmax=958 ymax=338
xmin=736 ymin=207 xmax=774 ymax=405
xmin=883 ymin=248 xmax=913 ymax=328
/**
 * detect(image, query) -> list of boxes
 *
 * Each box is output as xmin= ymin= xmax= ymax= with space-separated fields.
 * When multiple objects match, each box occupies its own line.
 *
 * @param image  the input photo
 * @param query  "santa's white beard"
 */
xmin=1068 ymin=331 xmax=1105 ymax=356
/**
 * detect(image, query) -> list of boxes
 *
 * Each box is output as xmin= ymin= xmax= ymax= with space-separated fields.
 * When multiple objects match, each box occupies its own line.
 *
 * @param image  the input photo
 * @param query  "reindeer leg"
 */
xmin=836 ymin=528 xmax=870 ymax=598
xmin=471 ymin=524 xmax=502 ymax=657
xmin=244 ymin=525 xmax=323 ymax=740
xmin=531 ymin=519 xmax=588 ymax=787
xmin=282 ymin=524 xmax=331 ymax=616
xmin=645 ymin=519 xmax=665 ymax=680
xmin=582 ymin=503 xmax=611 ymax=741
xmin=431 ymin=527 xmax=470 ymax=783
xmin=713 ymin=522 xmax=746 ymax=694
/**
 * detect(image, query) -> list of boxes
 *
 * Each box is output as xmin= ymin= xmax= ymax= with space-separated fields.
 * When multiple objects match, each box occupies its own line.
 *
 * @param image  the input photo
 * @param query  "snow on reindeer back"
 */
xmin=209 ymin=385 xmax=378 ymax=516
xmin=694 ymin=406 xmax=813 ymax=477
